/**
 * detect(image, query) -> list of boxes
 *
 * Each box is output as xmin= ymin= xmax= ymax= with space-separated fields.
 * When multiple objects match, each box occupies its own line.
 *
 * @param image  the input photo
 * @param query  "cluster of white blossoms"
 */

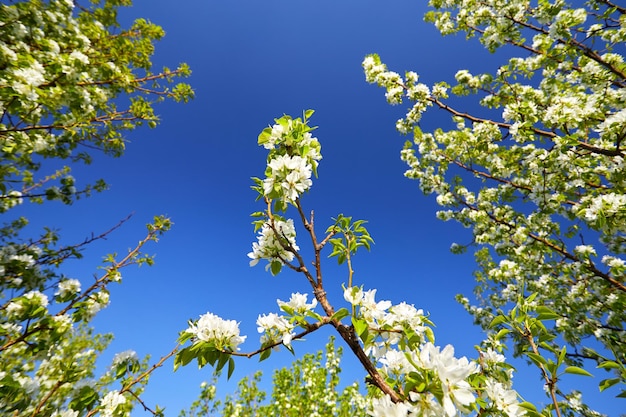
xmin=185 ymin=312 xmax=247 ymax=351
xmin=99 ymin=390 xmax=127 ymax=417
xmin=372 ymin=345 xmax=523 ymax=417
xmin=362 ymin=54 xmax=433 ymax=134
xmin=262 ymin=120 xmax=292 ymax=150
xmin=344 ymin=287 xmax=426 ymax=333
xmin=0 ymin=191 xmax=24 ymax=212
xmin=111 ymin=350 xmax=139 ymax=368
xmin=343 ymin=286 xmax=524 ymax=417
xmin=248 ymin=218 xmax=299 ymax=267
xmin=83 ymin=290 xmax=110 ymax=320
xmin=257 ymin=113 xmax=322 ymax=205
xmin=578 ymin=193 xmax=626 ymax=232
xmin=257 ymin=293 xmax=318 ymax=347
xmin=55 ymin=278 xmax=82 ymax=300
xmin=263 ymin=154 xmax=313 ymax=202
xmin=5 ymin=290 xmax=49 ymax=319
xmin=257 ymin=313 xmax=295 ymax=347
xmin=277 ymin=292 xmax=318 ymax=314
xmin=11 ymin=61 xmax=46 ymax=102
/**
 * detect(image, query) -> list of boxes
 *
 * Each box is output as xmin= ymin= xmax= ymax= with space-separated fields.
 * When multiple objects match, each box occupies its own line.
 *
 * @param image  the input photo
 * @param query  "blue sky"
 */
xmin=13 ymin=0 xmax=622 ymax=415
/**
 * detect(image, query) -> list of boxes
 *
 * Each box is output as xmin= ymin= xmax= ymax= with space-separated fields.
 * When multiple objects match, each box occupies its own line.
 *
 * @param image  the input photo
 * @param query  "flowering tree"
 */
xmin=0 ymin=0 xmax=191 ymax=416
xmin=361 ymin=0 xmax=625 ymax=414
xmin=180 ymin=337 xmax=366 ymax=417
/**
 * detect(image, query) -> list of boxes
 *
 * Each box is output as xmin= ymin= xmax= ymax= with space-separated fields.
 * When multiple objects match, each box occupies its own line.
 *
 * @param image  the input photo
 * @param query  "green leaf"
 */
xmin=489 ymin=315 xmax=507 ymax=328
xmin=227 ymin=357 xmax=236 ymax=379
xmin=557 ymin=346 xmax=567 ymax=366
xmin=216 ymin=351 xmax=229 ymax=373
xmin=259 ymin=347 xmax=271 ymax=362
xmin=518 ymin=402 xmax=541 ymax=417
xmin=599 ymin=378 xmax=620 ymax=392
xmin=352 ymin=317 xmax=368 ymax=337
xmin=525 ymin=352 xmax=548 ymax=367
xmin=564 ymin=366 xmax=593 ymax=377
xmin=535 ymin=306 xmax=560 ymax=321
xmin=331 ymin=308 xmax=350 ymax=322
xmin=495 ymin=328 xmax=511 ymax=340
xmin=270 ymin=260 xmax=282 ymax=276
xmin=174 ymin=346 xmax=195 ymax=371
xmin=258 ymin=127 xmax=272 ymax=145
xmin=597 ymin=361 xmax=621 ymax=370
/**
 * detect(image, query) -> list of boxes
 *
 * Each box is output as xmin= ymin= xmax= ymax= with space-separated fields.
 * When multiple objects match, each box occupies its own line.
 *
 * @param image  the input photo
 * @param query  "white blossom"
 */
xmin=263 ymin=154 xmax=313 ymax=201
xmin=100 ymin=390 xmax=127 ymax=417
xmin=111 ymin=350 xmax=138 ymax=367
xmin=256 ymin=313 xmax=294 ymax=347
xmin=55 ymin=278 xmax=82 ymax=298
xmin=248 ymin=218 xmax=299 ymax=267
xmin=277 ymin=292 xmax=317 ymax=314
xmin=369 ymin=395 xmax=412 ymax=417
xmin=186 ymin=312 xmax=246 ymax=351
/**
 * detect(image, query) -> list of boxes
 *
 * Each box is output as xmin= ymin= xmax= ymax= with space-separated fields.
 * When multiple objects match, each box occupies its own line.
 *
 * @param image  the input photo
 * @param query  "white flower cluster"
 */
xmin=578 ymin=193 xmax=626 ymax=231
xmin=5 ymin=290 xmax=49 ymax=319
xmin=257 ymin=293 xmax=318 ymax=348
xmin=0 ymin=191 xmax=24 ymax=212
xmin=257 ymin=313 xmax=294 ymax=347
xmin=185 ymin=312 xmax=247 ymax=351
xmin=344 ymin=287 xmax=523 ymax=417
xmin=99 ymin=390 xmax=127 ymax=417
xmin=83 ymin=290 xmax=110 ymax=319
xmin=111 ymin=350 xmax=138 ymax=368
xmin=363 ymin=54 xmax=434 ymax=133
xmin=263 ymin=154 xmax=313 ymax=202
xmin=248 ymin=218 xmax=299 ymax=268
xmin=260 ymin=117 xmax=322 ymax=203
xmin=277 ymin=292 xmax=318 ymax=314
xmin=55 ymin=278 xmax=82 ymax=299
xmin=11 ymin=61 xmax=46 ymax=101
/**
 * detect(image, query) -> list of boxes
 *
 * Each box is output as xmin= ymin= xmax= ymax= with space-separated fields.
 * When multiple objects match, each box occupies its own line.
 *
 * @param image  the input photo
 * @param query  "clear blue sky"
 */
xmin=13 ymin=0 xmax=621 ymax=415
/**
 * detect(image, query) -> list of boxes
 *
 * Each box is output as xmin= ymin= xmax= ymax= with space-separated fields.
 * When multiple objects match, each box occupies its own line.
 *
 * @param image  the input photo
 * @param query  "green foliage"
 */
xmin=326 ymin=215 xmax=374 ymax=265
xmin=180 ymin=337 xmax=366 ymax=417
xmin=366 ymin=0 xmax=626 ymax=413
xmin=0 ymin=0 xmax=191 ymax=416
xmin=0 ymin=0 xmax=193 ymax=212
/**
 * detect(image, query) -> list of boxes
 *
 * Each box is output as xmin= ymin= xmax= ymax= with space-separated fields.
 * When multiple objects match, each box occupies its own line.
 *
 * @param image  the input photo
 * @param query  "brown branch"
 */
xmin=333 ymin=322 xmax=402 ymax=403
xmin=596 ymin=0 xmax=626 ymax=14
xmin=427 ymin=93 xmax=625 ymax=157
xmin=57 ymin=223 xmax=164 ymax=317
xmin=127 ymin=389 xmax=159 ymax=416
xmin=228 ymin=319 xmax=331 ymax=358
xmin=520 ymin=19 xmax=626 ymax=82
xmin=120 ymin=346 xmax=179 ymax=394
xmin=31 ymin=380 xmax=65 ymax=417
xmin=523 ymin=324 xmax=563 ymax=417
xmin=84 ymin=345 xmax=180 ymax=417
xmin=292 ymin=198 xmax=403 ymax=402
xmin=0 ymin=219 xmax=164 ymax=353
xmin=295 ymin=199 xmax=324 ymax=287
xmin=453 ymin=195 xmax=626 ymax=293
xmin=429 ymin=96 xmax=555 ymax=138
xmin=526 ymin=230 xmax=626 ymax=292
